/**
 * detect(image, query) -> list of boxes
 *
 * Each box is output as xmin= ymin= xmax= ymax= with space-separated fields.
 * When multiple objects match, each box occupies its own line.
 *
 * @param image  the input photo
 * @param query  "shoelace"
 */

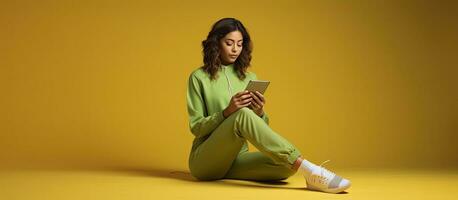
xmin=314 ymin=160 xmax=336 ymax=184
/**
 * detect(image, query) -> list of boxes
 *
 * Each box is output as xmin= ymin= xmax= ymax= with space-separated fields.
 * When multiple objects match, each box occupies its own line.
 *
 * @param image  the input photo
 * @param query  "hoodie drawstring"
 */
xmin=223 ymin=66 xmax=233 ymax=96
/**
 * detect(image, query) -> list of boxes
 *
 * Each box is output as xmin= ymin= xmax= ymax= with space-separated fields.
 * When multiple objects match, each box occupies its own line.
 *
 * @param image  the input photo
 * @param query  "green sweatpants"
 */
xmin=188 ymin=107 xmax=302 ymax=181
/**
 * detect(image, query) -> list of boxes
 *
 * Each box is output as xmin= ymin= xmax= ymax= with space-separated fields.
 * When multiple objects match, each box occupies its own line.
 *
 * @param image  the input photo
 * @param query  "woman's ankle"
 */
xmin=292 ymin=156 xmax=304 ymax=171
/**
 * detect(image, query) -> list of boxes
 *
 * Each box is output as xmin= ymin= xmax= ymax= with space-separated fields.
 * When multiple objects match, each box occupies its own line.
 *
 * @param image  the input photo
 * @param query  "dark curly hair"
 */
xmin=201 ymin=18 xmax=253 ymax=81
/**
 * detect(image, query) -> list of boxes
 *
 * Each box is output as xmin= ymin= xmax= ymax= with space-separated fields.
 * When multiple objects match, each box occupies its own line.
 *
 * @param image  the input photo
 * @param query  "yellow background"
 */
xmin=1 ymin=0 xmax=457 ymax=171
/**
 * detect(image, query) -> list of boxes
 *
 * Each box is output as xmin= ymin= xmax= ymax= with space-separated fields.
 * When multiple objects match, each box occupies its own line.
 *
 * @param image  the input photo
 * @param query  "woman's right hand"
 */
xmin=223 ymin=90 xmax=253 ymax=118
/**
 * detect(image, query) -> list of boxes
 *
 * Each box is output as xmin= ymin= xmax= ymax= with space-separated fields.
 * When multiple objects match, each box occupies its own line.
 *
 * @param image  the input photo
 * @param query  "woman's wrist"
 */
xmin=222 ymin=108 xmax=229 ymax=118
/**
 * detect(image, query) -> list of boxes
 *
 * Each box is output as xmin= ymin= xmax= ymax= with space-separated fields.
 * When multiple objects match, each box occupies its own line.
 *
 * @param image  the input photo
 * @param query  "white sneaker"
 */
xmin=304 ymin=160 xmax=351 ymax=193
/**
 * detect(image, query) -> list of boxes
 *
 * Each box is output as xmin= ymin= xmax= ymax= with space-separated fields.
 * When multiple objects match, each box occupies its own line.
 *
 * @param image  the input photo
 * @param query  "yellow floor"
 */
xmin=1 ymin=168 xmax=457 ymax=200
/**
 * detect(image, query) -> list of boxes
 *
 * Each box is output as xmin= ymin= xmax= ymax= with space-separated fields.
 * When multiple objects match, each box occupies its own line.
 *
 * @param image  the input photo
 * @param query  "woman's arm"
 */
xmin=186 ymin=73 xmax=226 ymax=138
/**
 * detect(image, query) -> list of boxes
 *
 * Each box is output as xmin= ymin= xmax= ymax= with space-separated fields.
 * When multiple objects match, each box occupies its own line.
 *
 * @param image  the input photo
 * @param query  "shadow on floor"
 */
xmin=98 ymin=167 xmax=347 ymax=194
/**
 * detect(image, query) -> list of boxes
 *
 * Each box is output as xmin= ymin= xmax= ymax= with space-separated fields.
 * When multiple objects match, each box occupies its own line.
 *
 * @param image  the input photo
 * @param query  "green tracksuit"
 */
xmin=186 ymin=63 xmax=302 ymax=181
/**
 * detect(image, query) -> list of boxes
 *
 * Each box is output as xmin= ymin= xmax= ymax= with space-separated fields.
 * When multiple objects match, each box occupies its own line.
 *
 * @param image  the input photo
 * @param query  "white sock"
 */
xmin=298 ymin=159 xmax=318 ymax=177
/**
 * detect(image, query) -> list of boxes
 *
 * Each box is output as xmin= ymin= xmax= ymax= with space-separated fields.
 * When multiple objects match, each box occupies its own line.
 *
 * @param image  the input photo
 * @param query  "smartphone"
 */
xmin=245 ymin=80 xmax=270 ymax=94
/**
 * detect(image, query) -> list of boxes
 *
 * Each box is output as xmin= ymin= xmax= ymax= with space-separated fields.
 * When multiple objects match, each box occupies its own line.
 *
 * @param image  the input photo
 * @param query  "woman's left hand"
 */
xmin=249 ymin=91 xmax=266 ymax=117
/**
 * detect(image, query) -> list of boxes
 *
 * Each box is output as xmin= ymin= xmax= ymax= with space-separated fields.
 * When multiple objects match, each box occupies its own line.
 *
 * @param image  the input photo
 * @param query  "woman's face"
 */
xmin=219 ymin=30 xmax=243 ymax=65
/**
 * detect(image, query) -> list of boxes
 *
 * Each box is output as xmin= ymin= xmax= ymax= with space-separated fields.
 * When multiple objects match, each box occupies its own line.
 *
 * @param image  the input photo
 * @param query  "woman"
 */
xmin=186 ymin=18 xmax=351 ymax=193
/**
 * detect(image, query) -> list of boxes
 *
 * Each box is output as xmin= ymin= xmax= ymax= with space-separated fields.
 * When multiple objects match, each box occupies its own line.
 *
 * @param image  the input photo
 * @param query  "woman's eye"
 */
xmin=226 ymin=43 xmax=233 ymax=46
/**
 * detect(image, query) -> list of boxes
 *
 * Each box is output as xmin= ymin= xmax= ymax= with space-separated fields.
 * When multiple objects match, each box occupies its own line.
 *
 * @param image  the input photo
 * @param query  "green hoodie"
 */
xmin=186 ymin=63 xmax=269 ymax=146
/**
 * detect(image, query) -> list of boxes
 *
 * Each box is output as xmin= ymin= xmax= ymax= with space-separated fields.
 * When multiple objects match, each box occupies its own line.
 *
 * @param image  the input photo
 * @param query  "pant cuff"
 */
xmin=287 ymin=149 xmax=302 ymax=167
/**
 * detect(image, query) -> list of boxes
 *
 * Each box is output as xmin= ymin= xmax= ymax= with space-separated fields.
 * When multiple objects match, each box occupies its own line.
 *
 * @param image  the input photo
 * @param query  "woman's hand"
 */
xmin=223 ymin=90 xmax=253 ymax=118
xmin=248 ymin=91 xmax=265 ymax=117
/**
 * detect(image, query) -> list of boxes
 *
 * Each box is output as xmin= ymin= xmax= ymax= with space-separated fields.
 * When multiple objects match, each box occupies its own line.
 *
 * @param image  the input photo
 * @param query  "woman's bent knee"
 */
xmin=233 ymin=107 xmax=256 ymax=118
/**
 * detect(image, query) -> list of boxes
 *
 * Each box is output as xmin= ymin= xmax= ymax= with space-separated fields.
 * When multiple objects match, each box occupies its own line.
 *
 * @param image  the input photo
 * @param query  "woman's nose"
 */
xmin=232 ymin=45 xmax=238 ymax=52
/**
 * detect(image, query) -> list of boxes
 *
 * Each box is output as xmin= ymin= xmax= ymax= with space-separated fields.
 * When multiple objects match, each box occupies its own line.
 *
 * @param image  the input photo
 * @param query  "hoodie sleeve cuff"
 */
xmin=261 ymin=112 xmax=269 ymax=124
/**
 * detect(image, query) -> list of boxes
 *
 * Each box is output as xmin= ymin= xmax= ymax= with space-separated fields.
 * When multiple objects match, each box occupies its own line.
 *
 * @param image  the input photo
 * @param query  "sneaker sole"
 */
xmin=306 ymin=181 xmax=351 ymax=194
